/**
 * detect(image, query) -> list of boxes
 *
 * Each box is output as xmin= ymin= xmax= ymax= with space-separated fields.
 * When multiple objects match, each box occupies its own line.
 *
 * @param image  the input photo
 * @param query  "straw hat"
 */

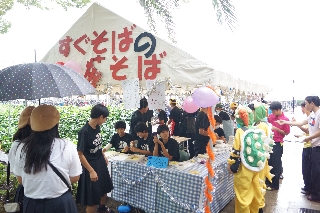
xmin=17 ymin=106 xmax=36 ymax=129
xmin=30 ymin=105 xmax=60 ymax=131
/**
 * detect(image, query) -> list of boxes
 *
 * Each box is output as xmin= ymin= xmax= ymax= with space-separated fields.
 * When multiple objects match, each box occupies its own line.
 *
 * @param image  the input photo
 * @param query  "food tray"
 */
xmin=124 ymin=154 xmax=145 ymax=163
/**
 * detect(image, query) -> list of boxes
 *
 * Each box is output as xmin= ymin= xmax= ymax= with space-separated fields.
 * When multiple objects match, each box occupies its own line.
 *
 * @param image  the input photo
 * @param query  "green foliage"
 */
xmin=0 ymin=163 xmax=19 ymax=213
xmin=138 ymin=0 xmax=237 ymax=43
xmin=0 ymin=104 xmax=134 ymax=153
xmin=0 ymin=0 xmax=91 ymax=34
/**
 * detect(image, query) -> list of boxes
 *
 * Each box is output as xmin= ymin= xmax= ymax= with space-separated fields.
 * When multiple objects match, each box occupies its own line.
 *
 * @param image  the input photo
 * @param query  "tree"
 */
xmin=0 ymin=0 xmax=91 ymax=34
xmin=0 ymin=0 xmax=236 ymax=43
xmin=137 ymin=0 xmax=237 ymax=43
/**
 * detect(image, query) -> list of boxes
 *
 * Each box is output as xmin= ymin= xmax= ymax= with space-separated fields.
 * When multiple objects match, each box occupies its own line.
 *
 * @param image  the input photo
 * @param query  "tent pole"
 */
xmin=292 ymin=80 xmax=295 ymax=114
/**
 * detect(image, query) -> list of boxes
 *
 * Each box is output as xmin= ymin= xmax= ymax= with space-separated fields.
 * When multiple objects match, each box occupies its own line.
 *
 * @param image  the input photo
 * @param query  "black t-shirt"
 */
xmin=195 ymin=111 xmax=210 ymax=143
xmin=129 ymin=110 xmax=146 ymax=138
xmin=169 ymin=106 xmax=181 ymax=123
xmin=214 ymin=127 xmax=225 ymax=138
xmin=156 ymin=138 xmax=180 ymax=161
xmin=110 ymin=133 xmax=133 ymax=153
xmin=137 ymin=134 xmax=154 ymax=153
xmin=158 ymin=110 xmax=168 ymax=124
xmin=77 ymin=122 xmax=103 ymax=160
xmin=231 ymin=111 xmax=235 ymax=118
xmin=219 ymin=111 xmax=230 ymax=121
xmin=144 ymin=110 xmax=154 ymax=134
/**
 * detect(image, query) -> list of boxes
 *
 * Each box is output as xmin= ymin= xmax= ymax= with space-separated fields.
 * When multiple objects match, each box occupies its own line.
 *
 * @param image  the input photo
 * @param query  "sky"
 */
xmin=0 ymin=0 xmax=319 ymax=90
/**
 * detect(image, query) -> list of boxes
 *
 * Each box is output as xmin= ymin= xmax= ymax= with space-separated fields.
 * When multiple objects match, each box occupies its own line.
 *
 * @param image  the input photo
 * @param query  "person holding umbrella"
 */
xmin=13 ymin=105 xmax=82 ymax=213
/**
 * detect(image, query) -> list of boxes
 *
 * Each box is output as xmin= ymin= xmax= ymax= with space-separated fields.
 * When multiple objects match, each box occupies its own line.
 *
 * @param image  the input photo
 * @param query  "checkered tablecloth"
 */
xmin=110 ymin=152 xmax=234 ymax=213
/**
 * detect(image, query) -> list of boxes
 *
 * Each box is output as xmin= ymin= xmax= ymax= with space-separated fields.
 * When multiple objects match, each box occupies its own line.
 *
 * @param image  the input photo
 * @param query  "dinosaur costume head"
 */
xmin=234 ymin=106 xmax=254 ymax=127
xmin=252 ymin=102 xmax=267 ymax=123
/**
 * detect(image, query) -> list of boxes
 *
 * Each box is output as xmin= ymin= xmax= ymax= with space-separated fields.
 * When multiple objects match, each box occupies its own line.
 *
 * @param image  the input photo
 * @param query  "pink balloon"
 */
xmin=64 ymin=61 xmax=85 ymax=75
xmin=192 ymin=86 xmax=220 ymax=107
xmin=182 ymin=96 xmax=199 ymax=113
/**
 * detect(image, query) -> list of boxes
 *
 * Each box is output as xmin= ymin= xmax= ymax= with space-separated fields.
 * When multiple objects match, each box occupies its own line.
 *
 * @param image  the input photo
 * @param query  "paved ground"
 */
xmin=220 ymin=141 xmax=320 ymax=213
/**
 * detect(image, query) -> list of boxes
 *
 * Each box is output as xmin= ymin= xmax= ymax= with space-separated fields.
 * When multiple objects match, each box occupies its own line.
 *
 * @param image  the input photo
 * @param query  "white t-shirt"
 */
xmin=8 ymin=140 xmax=21 ymax=173
xmin=307 ymin=109 xmax=320 ymax=147
xmin=13 ymin=138 xmax=82 ymax=199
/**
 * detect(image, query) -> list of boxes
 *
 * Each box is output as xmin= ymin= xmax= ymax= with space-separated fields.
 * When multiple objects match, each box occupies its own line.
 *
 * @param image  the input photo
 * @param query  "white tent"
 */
xmin=41 ymin=3 xmax=270 ymax=94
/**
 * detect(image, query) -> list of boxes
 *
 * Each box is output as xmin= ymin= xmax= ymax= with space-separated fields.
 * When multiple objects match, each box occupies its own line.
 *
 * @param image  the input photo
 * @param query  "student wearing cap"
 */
xmin=215 ymin=103 xmax=234 ymax=141
xmin=168 ymin=99 xmax=182 ymax=136
xmin=8 ymin=106 xmax=35 ymax=211
xmin=13 ymin=105 xmax=82 ymax=213
xmin=76 ymin=104 xmax=114 ymax=213
xmin=8 ymin=106 xmax=35 ymax=173
xmin=129 ymin=98 xmax=149 ymax=140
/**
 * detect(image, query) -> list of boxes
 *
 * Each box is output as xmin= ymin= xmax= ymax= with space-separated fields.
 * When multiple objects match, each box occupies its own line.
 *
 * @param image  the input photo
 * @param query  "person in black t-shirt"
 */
xmin=130 ymin=122 xmax=154 ymax=156
xmin=194 ymin=108 xmax=210 ymax=156
xmin=129 ymin=98 xmax=149 ymax=140
xmin=168 ymin=99 xmax=182 ymax=136
xmin=214 ymin=115 xmax=226 ymax=143
xmin=153 ymin=125 xmax=180 ymax=161
xmin=157 ymin=109 xmax=168 ymax=125
xmin=215 ymin=103 xmax=234 ymax=141
xmin=76 ymin=104 xmax=114 ymax=213
xmin=102 ymin=121 xmax=133 ymax=153
xmin=144 ymin=109 xmax=154 ymax=134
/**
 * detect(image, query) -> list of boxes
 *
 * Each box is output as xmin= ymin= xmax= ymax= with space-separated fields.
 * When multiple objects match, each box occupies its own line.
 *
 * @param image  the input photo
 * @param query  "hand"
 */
xmin=227 ymin=164 xmax=234 ymax=174
xmin=292 ymin=117 xmax=296 ymax=122
xmin=275 ymin=120 xmax=287 ymax=125
xmin=104 ymin=157 xmax=109 ymax=166
xmin=303 ymin=137 xmax=309 ymax=142
xmin=123 ymin=146 xmax=129 ymax=152
xmin=153 ymin=137 xmax=159 ymax=144
xmin=102 ymin=147 xmax=107 ymax=152
xmin=220 ymin=136 xmax=226 ymax=143
xmin=89 ymin=170 xmax=98 ymax=182
xmin=130 ymin=146 xmax=139 ymax=152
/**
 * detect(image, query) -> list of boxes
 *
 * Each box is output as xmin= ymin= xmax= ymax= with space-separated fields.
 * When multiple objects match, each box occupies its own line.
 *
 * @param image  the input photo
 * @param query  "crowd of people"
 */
xmin=227 ymin=96 xmax=320 ymax=213
xmin=7 ymin=95 xmax=320 ymax=213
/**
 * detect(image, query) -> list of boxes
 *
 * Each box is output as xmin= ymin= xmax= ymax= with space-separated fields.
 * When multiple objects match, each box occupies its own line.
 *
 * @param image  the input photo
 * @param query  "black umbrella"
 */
xmin=0 ymin=63 xmax=95 ymax=101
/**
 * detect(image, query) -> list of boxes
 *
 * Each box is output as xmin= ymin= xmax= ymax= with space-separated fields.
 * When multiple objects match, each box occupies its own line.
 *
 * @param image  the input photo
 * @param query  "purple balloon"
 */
xmin=192 ymin=86 xmax=220 ymax=107
xmin=182 ymin=96 xmax=199 ymax=113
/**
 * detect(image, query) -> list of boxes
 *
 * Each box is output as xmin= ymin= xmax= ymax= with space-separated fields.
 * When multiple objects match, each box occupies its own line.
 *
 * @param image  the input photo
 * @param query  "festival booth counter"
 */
xmin=40 ymin=2 xmax=271 ymax=213
xmin=105 ymin=149 xmax=233 ymax=213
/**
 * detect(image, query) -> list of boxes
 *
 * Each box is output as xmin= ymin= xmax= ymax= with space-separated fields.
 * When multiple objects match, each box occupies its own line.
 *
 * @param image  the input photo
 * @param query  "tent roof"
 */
xmin=41 ymin=2 xmax=271 ymax=94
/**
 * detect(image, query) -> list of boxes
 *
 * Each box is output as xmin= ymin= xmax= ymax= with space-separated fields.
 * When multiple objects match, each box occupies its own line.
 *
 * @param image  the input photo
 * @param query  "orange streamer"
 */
xmin=203 ymin=85 xmax=218 ymax=213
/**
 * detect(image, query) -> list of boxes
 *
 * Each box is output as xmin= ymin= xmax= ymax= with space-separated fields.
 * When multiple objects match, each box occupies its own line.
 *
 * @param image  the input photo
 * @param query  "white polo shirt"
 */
xmin=13 ymin=138 xmax=82 ymax=199
xmin=307 ymin=109 xmax=320 ymax=147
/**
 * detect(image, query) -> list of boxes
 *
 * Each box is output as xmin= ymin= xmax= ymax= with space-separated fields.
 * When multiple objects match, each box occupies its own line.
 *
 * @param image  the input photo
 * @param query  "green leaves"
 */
xmin=211 ymin=0 xmax=237 ymax=31
xmin=0 ymin=104 xmax=134 ymax=153
xmin=0 ymin=0 xmax=91 ymax=34
xmin=0 ymin=163 xmax=19 ymax=212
